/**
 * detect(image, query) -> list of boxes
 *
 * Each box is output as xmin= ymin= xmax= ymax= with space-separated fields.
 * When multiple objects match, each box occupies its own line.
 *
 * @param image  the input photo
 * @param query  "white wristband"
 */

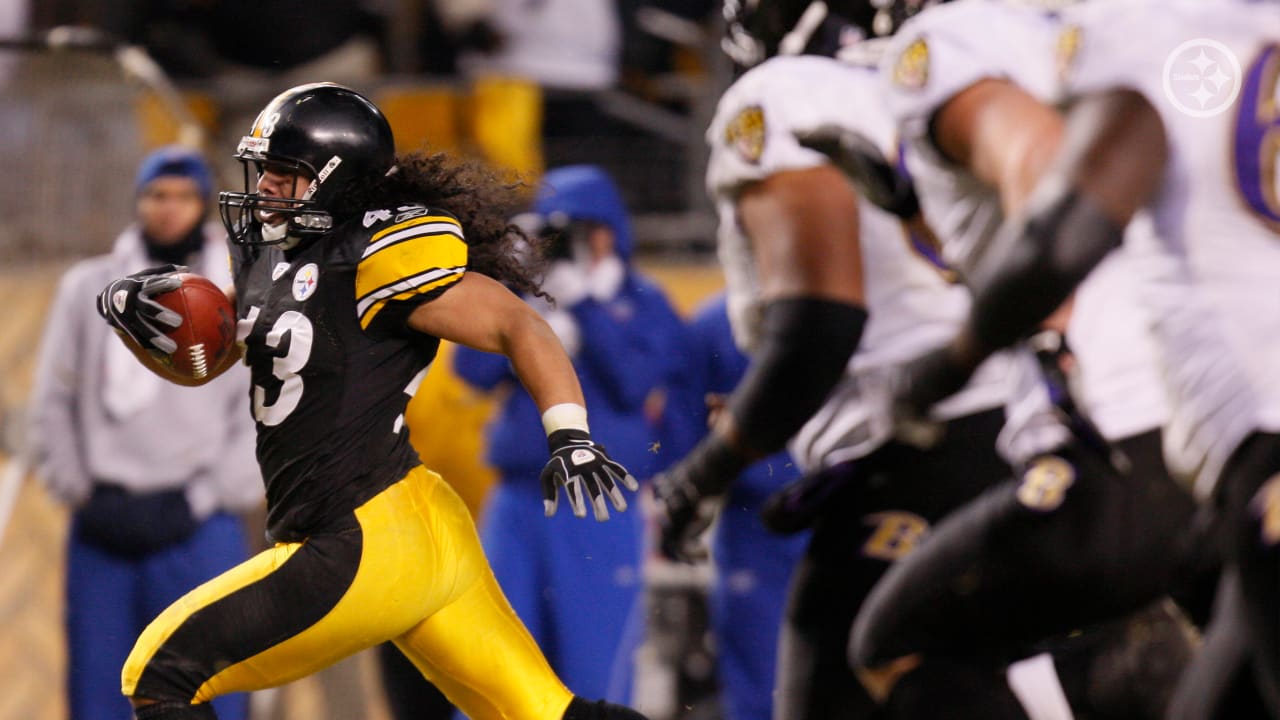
xmin=542 ymin=402 xmax=589 ymax=435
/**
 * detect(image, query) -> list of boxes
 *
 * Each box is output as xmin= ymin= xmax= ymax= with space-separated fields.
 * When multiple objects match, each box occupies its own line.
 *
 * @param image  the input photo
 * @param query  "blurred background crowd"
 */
xmin=3 ymin=0 xmax=732 ymax=264
xmin=0 ymin=2 xmax=766 ymax=720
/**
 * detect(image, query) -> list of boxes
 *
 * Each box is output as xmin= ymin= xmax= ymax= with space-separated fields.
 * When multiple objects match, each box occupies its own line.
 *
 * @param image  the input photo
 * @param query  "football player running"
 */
xmin=95 ymin=83 xmax=648 ymax=720
xmin=820 ymin=0 xmax=1280 ymax=716
xmin=654 ymin=2 xmax=1052 ymax=718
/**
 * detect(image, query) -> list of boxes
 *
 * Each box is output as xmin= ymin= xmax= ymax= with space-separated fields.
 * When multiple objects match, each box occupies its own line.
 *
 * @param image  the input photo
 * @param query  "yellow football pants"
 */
xmin=121 ymin=466 xmax=573 ymax=720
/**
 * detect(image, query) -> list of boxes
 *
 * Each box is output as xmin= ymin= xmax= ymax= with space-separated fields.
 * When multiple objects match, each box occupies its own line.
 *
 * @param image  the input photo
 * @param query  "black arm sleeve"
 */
xmin=963 ymin=185 xmax=1124 ymax=356
xmin=728 ymin=297 xmax=868 ymax=455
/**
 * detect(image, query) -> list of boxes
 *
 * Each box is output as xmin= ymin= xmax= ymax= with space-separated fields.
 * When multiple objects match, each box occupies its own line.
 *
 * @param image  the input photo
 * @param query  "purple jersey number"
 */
xmin=1233 ymin=43 xmax=1280 ymax=232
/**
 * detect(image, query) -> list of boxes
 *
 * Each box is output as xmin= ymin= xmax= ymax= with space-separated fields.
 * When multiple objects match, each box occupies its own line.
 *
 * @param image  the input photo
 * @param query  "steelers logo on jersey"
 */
xmin=292 ymin=263 xmax=320 ymax=301
xmin=1016 ymin=455 xmax=1076 ymax=512
xmin=725 ymin=105 xmax=766 ymax=164
xmin=893 ymin=38 xmax=930 ymax=90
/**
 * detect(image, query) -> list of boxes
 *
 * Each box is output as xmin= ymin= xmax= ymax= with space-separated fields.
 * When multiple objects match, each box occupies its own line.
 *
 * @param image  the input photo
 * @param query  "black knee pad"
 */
xmin=562 ymin=697 xmax=649 ymax=720
xmin=1049 ymin=600 xmax=1197 ymax=719
xmin=1216 ymin=436 xmax=1280 ymax=711
xmin=133 ymin=701 xmax=217 ymax=720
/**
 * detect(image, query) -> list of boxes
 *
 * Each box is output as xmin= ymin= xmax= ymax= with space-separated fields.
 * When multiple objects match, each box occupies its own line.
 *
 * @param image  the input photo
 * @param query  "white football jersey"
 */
xmin=882 ymin=0 xmax=1169 ymax=462
xmin=1062 ymin=0 xmax=1280 ymax=497
xmin=705 ymin=53 xmax=1008 ymax=471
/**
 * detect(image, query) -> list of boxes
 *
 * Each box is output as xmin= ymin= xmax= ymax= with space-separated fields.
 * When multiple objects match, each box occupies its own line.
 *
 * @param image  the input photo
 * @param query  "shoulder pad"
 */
xmin=354 ymin=205 xmax=467 ymax=330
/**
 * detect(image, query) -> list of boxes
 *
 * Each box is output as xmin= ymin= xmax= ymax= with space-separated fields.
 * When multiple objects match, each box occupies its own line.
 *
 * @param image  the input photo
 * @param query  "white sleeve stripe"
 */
xmin=356 ymin=265 xmax=466 ymax=318
xmin=362 ymin=222 xmax=465 ymax=259
xmin=404 ymin=365 xmax=431 ymax=396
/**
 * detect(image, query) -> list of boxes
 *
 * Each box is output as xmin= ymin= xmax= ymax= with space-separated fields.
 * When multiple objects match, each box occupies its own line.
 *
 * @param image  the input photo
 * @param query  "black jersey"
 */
xmin=231 ymin=205 xmax=469 ymax=542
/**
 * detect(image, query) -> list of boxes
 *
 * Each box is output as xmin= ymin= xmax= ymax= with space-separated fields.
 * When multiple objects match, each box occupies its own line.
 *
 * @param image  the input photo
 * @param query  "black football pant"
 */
xmin=775 ymin=408 xmax=1026 ymax=720
xmin=1172 ymin=433 xmax=1280 ymax=718
xmin=849 ymin=430 xmax=1201 ymax=672
xmin=1167 ymin=568 xmax=1273 ymax=719
xmin=1219 ymin=433 xmax=1280 ymax=716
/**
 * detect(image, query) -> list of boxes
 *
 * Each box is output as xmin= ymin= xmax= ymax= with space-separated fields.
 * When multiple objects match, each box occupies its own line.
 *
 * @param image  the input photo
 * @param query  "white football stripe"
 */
xmin=363 ymin=222 xmax=464 ymax=259
xmin=355 ymin=266 xmax=465 ymax=319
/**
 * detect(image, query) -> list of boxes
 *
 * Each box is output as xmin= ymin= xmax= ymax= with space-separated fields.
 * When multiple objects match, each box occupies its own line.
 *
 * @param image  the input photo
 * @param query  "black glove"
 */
xmin=653 ymin=434 xmax=749 ymax=563
xmin=541 ymin=428 xmax=638 ymax=520
xmin=795 ymin=124 xmax=921 ymax=220
xmin=887 ymin=344 xmax=978 ymax=448
xmin=96 ymin=264 xmax=187 ymax=354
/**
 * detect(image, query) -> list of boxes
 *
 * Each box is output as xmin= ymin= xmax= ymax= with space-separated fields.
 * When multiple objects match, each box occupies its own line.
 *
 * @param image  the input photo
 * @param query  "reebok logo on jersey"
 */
xmin=725 ymin=105 xmax=766 ymax=164
xmin=394 ymin=205 xmax=429 ymax=223
xmin=893 ymin=38 xmax=930 ymax=90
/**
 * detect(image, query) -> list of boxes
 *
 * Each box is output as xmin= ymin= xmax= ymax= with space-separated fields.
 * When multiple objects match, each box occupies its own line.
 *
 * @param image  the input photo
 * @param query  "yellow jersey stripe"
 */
xmin=356 ymin=231 xmax=468 ymax=301
xmin=358 ymin=270 xmax=465 ymax=329
xmin=364 ymin=222 xmax=465 ymax=259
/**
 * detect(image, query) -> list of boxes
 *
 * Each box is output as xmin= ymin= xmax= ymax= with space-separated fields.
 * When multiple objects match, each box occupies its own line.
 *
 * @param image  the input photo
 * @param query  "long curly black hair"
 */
xmin=331 ymin=151 xmax=549 ymax=300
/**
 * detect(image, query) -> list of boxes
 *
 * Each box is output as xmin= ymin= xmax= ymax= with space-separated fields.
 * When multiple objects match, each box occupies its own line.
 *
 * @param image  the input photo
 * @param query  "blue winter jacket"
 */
xmin=453 ymin=165 xmax=687 ymax=482
xmin=454 ymin=273 xmax=686 ymax=482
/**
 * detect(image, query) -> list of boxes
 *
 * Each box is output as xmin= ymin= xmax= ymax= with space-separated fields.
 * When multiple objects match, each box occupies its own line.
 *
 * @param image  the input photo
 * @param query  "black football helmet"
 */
xmin=219 ymin=82 xmax=396 ymax=246
xmin=721 ymin=0 xmax=879 ymax=68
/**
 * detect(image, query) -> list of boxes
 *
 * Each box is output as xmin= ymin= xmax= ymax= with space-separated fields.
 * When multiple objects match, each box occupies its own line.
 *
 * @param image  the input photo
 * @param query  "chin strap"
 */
xmin=261 ymin=221 xmax=291 ymax=246
xmin=261 ymin=213 xmax=332 ymax=249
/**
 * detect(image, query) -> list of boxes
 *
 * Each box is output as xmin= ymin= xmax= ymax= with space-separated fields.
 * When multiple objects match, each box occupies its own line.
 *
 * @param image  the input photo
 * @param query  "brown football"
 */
xmin=152 ymin=273 xmax=237 ymax=381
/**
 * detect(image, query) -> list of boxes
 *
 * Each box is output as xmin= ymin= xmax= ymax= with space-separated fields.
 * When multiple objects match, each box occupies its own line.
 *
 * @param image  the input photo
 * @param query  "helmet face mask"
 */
xmin=722 ymin=0 xmax=825 ymax=68
xmin=722 ymin=0 xmax=777 ymax=68
xmin=219 ymin=82 xmax=395 ymax=246
xmin=220 ymin=155 xmax=330 ymax=246
xmin=721 ymin=0 xmax=880 ymax=69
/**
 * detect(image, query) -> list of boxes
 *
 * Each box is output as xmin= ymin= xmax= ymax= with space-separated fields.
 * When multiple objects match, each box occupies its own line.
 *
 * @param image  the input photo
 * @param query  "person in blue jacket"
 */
xmin=454 ymin=165 xmax=687 ymax=702
xmin=675 ymin=293 xmax=809 ymax=720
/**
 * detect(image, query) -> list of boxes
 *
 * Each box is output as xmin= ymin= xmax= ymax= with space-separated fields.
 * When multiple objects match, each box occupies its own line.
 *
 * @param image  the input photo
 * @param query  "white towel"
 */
xmin=101 ymin=332 xmax=163 ymax=420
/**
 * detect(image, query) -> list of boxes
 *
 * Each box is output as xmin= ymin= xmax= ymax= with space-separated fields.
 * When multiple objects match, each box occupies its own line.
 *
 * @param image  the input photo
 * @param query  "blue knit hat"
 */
xmin=533 ymin=165 xmax=633 ymax=261
xmin=135 ymin=145 xmax=213 ymax=199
